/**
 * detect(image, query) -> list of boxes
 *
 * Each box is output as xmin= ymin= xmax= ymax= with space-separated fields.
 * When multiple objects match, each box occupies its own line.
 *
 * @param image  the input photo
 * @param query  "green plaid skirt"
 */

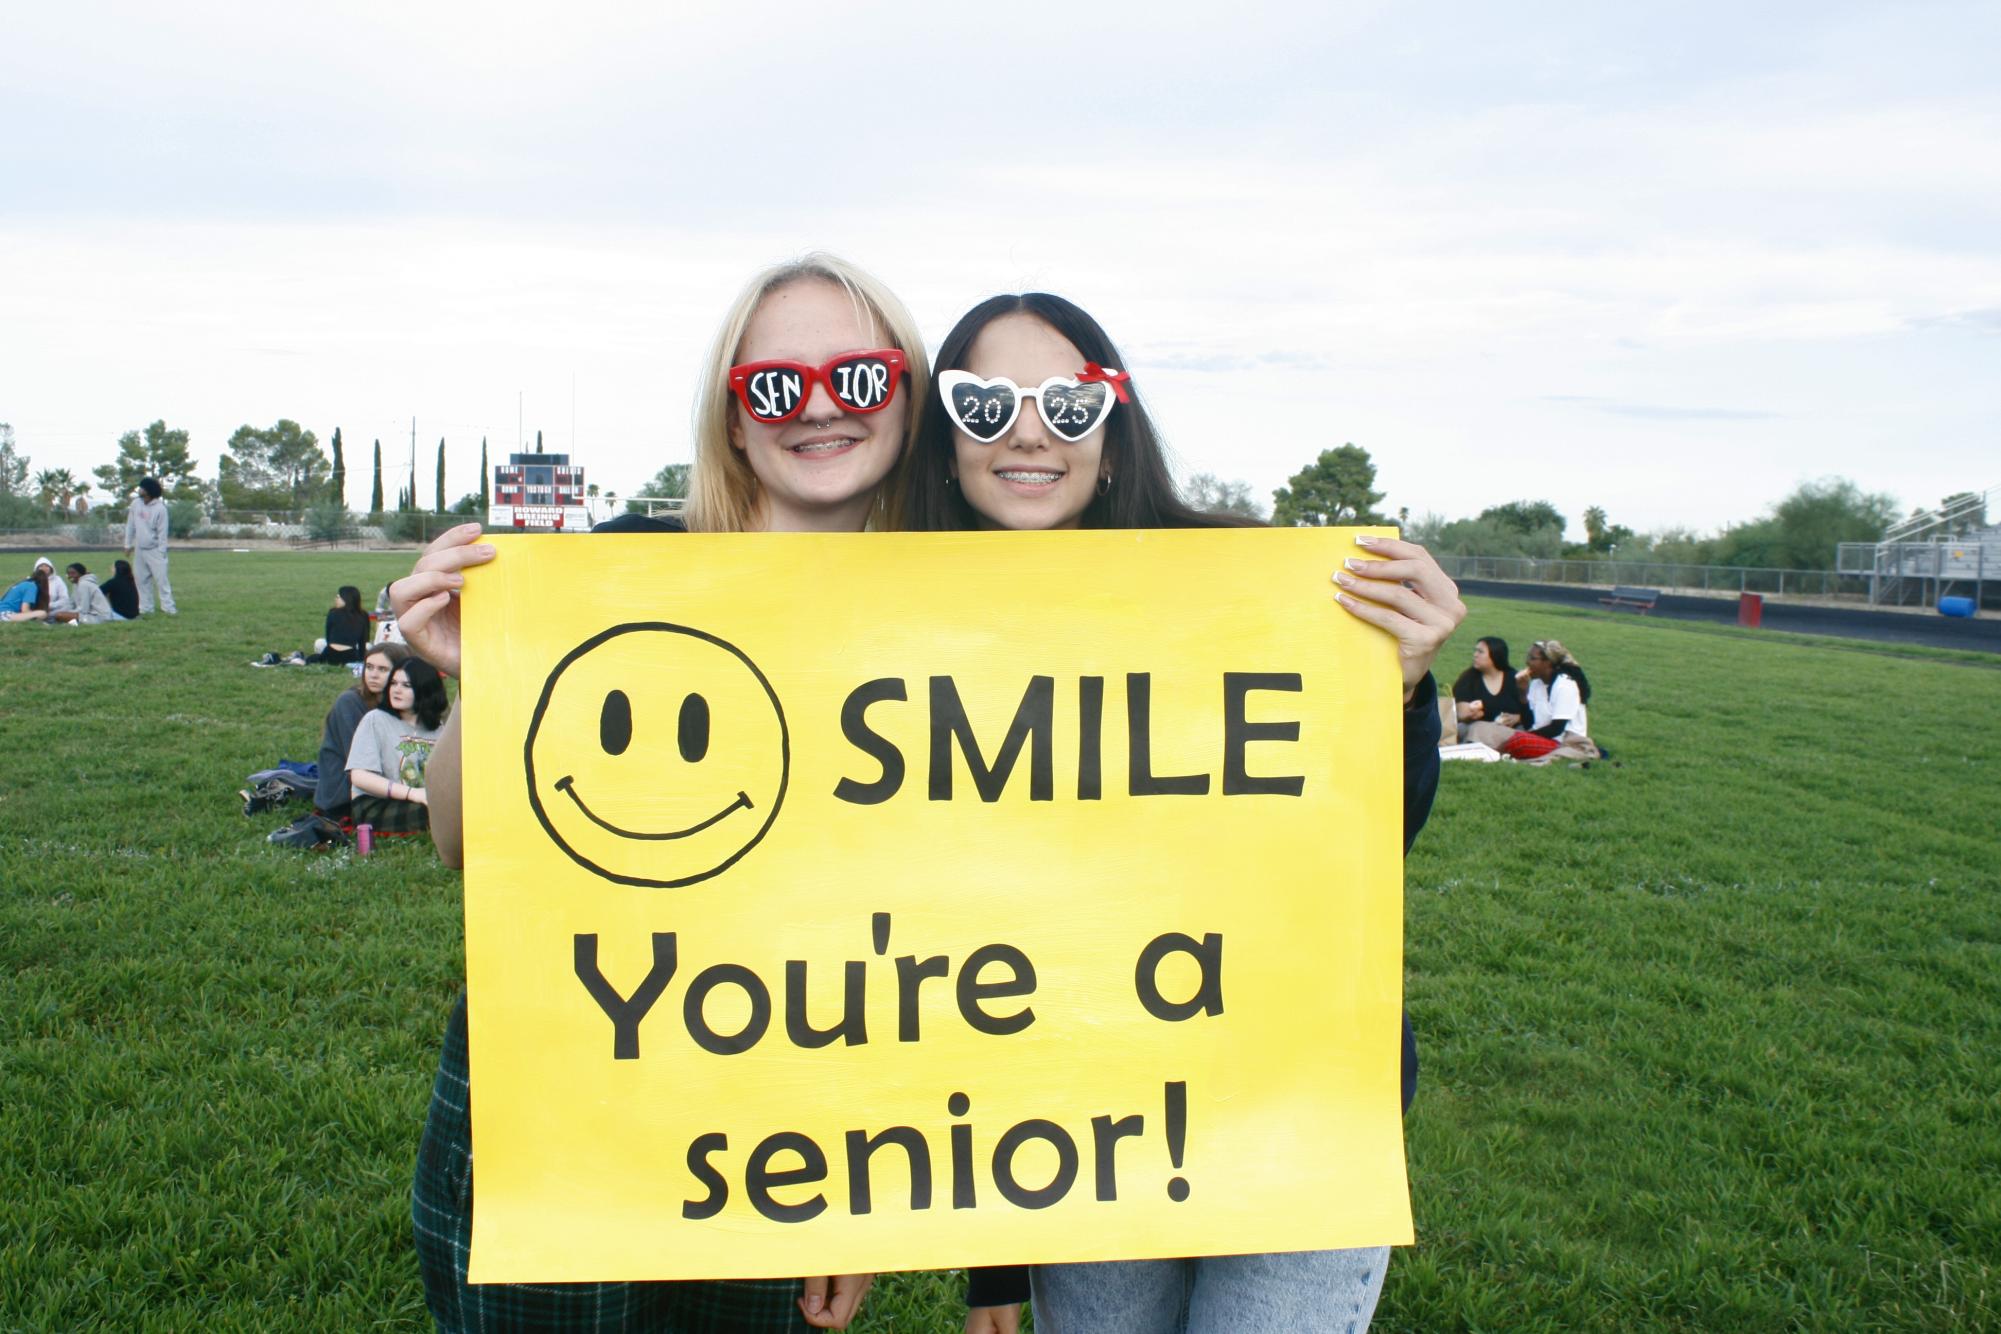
xmin=413 ymin=994 xmax=810 ymax=1332
xmin=353 ymin=793 xmax=431 ymax=836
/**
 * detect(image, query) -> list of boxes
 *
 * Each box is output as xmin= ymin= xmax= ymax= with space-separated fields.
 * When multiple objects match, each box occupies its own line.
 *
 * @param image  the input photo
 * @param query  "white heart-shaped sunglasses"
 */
xmin=937 ymin=367 xmax=1128 ymax=444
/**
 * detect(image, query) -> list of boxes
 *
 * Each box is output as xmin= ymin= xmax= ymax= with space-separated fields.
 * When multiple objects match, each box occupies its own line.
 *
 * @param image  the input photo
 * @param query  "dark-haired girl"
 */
xmin=1452 ymin=636 xmax=1525 ymax=740
xmin=0 ymin=570 xmax=50 ymax=621
xmin=315 ymin=642 xmax=412 ymax=819
xmin=309 ymin=585 xmax=373 ymax=663
xmin=101 ymin=559 xmax=141 ymax=621
xmin=346 ymin=657 xmax=448 ymax=833
xmin=899 ymin=293 xmax=1463 ymax=1334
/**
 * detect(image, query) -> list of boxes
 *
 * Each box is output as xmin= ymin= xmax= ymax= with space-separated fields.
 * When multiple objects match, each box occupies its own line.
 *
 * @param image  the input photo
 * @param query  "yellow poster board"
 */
xmin=461 ymin=527 xmax=1412 ymax=1282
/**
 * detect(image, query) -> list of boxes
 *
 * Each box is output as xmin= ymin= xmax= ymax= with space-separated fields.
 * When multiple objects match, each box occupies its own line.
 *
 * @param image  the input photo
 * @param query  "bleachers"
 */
xmin=1836 ymin=483 xmax=2000 ymax=610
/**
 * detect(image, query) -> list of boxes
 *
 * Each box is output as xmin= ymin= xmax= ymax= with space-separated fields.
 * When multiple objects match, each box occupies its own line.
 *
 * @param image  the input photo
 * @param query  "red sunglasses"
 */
xmin=727 ymin=348 xmax=908 ymax=424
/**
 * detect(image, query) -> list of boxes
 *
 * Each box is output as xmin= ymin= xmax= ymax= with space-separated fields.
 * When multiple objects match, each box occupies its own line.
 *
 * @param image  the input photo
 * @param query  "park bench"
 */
xmin=1600 ymin=585 xmax=1660 ymax=613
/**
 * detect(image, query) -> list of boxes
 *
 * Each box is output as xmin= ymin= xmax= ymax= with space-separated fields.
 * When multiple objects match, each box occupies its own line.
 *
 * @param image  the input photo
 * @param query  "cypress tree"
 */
xmin=329 ymin=427 xmax=346 ymax=507
xmin=370 ymin=440 xmax=384 ymax=514
xmin=479 ymin=437 xmax=489 ymax=512
xmin=436 ymin=437 xmax=446 ymax=512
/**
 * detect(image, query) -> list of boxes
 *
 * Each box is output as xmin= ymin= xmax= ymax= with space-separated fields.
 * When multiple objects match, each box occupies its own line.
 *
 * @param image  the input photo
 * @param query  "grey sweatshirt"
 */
xmin=125 ymin=497 xmax=169 ymax=551
xmin=70 ymin=574 xmax=117 ymax=623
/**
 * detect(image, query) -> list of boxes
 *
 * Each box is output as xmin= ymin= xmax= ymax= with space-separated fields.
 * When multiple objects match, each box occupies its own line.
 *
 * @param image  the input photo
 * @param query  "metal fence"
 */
xmin=1439 ymin=554 xmax=1868 ymax=600
xmin=1 ymin=515 xmax=464 ymax=546
xmin=0 ymin=505 xmax=658 ymax=548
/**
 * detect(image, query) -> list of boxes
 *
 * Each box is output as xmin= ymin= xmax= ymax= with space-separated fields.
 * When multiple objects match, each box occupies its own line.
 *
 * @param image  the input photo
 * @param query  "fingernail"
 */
xmin=1356 ymin=535 xmax=1381 ymax=547
xmin=1345 ymin=558 xmax=1366 ymax=571
xmin=1336 ymin=592 xmax=1356 ymax=607
xmin=448 ymin=574 xmax=465 ymax=587
xmin=806 ymin=1295 xmax=823 ymax=1314
xmin=476 ymin=545 xmax=495 ymax=556
xmin=1335 ymin=571 xmax=1355 ymax=587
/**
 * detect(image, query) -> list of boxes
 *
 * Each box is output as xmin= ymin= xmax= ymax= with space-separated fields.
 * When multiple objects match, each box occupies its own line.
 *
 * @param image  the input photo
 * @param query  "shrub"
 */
xmin=0 ymin=494 xmax=58 ymax=531
xmin=306 ymin=503 xmax=357 ymax=543
xmin=167 ymin=498 xmax=206 ymax=537
xmin=382 ymin=510 xmax=432 ymax=543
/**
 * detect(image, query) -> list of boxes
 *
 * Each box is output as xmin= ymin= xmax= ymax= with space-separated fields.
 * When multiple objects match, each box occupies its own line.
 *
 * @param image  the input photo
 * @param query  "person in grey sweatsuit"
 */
xmin=57 ymin=563 xmax=124 ymax=624
xmin=123 ymin=476 xmax=177 ymax=615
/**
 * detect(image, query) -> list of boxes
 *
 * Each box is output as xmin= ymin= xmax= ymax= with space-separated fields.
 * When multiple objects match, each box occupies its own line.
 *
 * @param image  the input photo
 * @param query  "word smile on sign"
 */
xmin=835 ymin=672 xmax=1309 ymax=804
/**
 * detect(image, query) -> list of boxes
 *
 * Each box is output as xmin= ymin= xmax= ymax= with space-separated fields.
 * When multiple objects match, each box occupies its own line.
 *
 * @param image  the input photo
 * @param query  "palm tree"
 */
xmin=34 ymin=468 xmax=87 ymax=515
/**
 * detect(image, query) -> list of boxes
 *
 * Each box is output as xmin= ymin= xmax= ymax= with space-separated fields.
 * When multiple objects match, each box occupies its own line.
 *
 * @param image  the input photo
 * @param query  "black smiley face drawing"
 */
xmin=524 ymin=624 xmax=789 ymax=887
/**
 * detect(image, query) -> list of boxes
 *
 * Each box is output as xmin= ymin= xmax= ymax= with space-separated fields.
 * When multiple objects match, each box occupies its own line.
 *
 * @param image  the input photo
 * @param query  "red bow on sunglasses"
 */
xmin=1077 ymin=362 xmax=1132 ymax=404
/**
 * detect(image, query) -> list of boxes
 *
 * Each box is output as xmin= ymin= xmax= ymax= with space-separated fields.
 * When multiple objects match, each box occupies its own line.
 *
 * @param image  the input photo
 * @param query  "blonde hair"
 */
xmin=1535 ymin=638 xmax=1580 ymax=669
xmin=684 ymin=253 xmax=929 ymax=533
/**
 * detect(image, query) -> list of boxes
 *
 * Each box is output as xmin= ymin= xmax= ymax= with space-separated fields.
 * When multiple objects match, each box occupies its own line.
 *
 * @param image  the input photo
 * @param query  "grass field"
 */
xmin=3 ymin=549 xmax=1996 ymax=1331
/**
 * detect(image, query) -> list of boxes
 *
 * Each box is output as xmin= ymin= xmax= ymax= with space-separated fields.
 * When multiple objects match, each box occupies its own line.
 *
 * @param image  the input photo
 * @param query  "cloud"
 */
xmin=1129 ymin=348 xmax=1336 ymax=374
xmin=1907 ymin=308 xmax=2001 ymax=334
xmin=1544 ymin=396 xmax=1782 ymax=421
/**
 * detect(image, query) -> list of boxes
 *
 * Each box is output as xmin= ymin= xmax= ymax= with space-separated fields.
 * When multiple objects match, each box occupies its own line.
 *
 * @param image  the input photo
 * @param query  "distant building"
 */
xmin=489 ymin=450 xmax=590 ymax=531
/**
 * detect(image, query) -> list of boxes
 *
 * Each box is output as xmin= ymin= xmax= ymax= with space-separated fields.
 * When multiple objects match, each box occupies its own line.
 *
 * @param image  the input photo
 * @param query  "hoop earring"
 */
xmin=1097 ymin=472 xmax=1113 ymax=496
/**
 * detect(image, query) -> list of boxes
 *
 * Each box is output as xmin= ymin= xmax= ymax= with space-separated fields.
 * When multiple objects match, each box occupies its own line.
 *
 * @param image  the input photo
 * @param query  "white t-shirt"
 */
xmin=1526 ymin=674 xmax=1589 ymax=737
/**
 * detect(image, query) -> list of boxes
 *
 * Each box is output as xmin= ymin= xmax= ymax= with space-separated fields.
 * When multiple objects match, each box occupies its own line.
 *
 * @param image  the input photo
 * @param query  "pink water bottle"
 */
xmin=356 ymin=823 xmax=374 ymax=857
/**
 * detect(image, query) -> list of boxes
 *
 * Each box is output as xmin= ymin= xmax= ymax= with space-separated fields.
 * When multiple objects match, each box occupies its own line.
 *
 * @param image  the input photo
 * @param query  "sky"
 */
xmin=3 ymin=0 xmax=1997 ymax=538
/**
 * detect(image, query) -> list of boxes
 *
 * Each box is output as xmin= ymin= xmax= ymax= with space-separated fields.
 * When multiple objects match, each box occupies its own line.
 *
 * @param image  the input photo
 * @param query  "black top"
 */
xmin=1452 ymin=667 xmax=1526 ymax=726
xmin=101 ymin=569 xmax=140 ymax=619
xmin=591 ymin=512 xmax=688 ymax=534
xmin=325 ymin=606 xmax=372 ymax=648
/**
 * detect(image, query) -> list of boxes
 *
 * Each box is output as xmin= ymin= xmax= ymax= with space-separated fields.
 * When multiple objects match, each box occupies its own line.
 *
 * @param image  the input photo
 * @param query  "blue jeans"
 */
xmin=1032 ymin=1247 xmax=1390 ymax=1333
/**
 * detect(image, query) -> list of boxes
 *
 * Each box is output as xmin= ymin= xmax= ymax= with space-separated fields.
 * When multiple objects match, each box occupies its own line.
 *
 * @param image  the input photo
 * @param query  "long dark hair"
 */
xmin=336 ymin=585 xmax=363 ymax=616
xmin=30 ymin=570 xmax=51 ymax=612
xmin=1560 ymin=661 xmax=1592 ymax=704
xmin=1531 ymin=639 xmax=1592 ymax=705
xmin=895 ymin=293 xmax=1259 ymax=533
xmin=382 ymin=656 xmax=449 ymax=730
xmin=1453 ymin=636 xmax=1514 ymax=699
xmin=112 ymin=559 xmax=134 ymax=581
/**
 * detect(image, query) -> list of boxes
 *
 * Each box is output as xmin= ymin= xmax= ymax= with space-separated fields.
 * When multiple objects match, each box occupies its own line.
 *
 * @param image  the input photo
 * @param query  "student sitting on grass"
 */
xmin=308 ymin=585 xmax=373 ymax=663
xmin=1 ymin=569 xmax=53 ymax=622
xmin=346 ymin=656 xmax=447 ymax=833
xmin=101 ymin=559 xmax=141 ymax=621
xmin=1468 ymin=638 xmax=1598 ymax=761
xmin=315 ymin=642 xmax=411 ymax=821
xmin=257 ymin=585 xmax=374 ymax=666
xmin=50 ymin=563 xmax=125 ymax=624
xmin=1452 ymin=635 xmax=1525 ymax=741
xmin=31 ymin=558 xmax=73 ymax=616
